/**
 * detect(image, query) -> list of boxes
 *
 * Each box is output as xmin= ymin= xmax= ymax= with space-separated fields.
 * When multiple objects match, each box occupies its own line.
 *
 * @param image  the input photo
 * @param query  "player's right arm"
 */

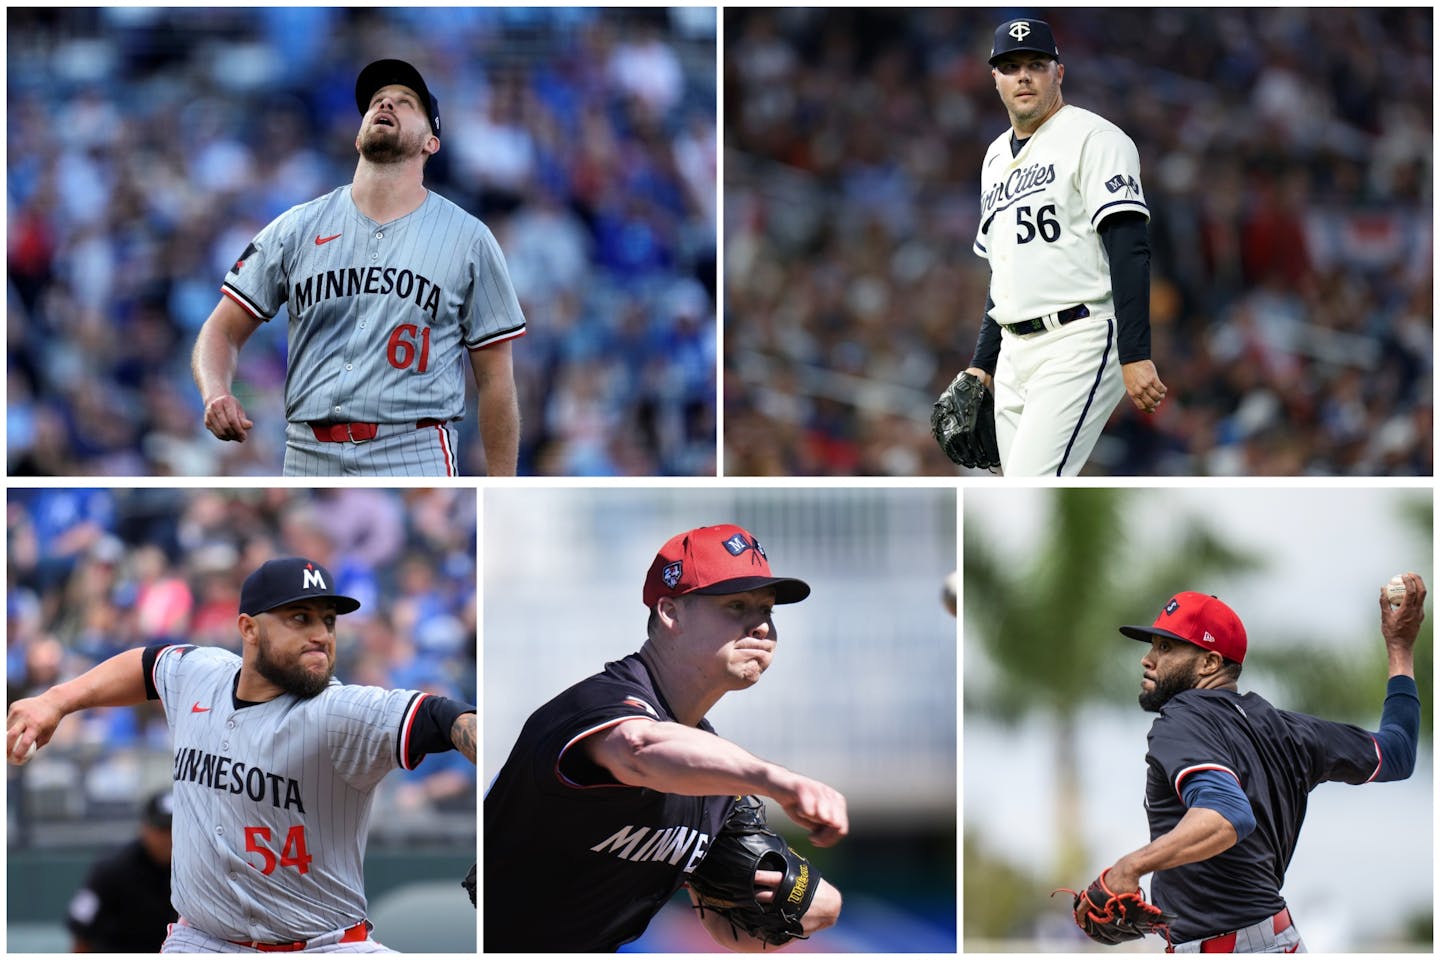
xmin=6 ymin=647 xmax=148 ymax=763
xmin=192 ymin=294 xmax=264 ymax=442
xmin=584 ymin=719 xmax=848 ymax=846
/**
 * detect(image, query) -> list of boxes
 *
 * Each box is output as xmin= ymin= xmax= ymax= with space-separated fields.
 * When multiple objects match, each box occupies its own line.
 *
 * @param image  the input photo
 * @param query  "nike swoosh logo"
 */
xmin=315 ymin=233 xmax=342 ymax=245
xmin=191 ymin=702 xmax=211 ymax=713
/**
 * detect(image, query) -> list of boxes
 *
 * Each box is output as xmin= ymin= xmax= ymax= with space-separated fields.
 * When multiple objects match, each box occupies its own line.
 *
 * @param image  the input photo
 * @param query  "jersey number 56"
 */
xmin=244 ymin=825 xmax=313 ymax=876
xmin=1015 ymin=204 xmax=1062 ymax=244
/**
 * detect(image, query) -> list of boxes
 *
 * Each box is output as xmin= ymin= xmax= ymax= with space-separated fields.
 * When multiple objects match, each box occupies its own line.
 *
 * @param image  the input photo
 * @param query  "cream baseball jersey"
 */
xmin=222 ymin=185 xmax=526 ymax=425
xmin=974 ymin=105 xmax=1148 ymax=325
xmin=150 ymin=644 xmax=430 ymax=942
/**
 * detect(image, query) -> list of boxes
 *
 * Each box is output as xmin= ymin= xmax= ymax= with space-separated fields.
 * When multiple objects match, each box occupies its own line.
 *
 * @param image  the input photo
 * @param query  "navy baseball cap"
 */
xmin=1120 ymin=592 xmax=1248 ymax=664
xmin=356 ymin=59 xmax=441 ymax=138
xmin=239 ymin=557 xmax=361 ymax=617
xmin=989 ymin=19 xmax=1061 ymax=66
xmin=643 ymin=525 xmax=811 ymax=608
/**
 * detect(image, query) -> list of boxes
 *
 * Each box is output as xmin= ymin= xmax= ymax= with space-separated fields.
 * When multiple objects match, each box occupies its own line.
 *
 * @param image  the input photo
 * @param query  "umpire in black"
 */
xmin=1079 ymin=576 xmax=1425 ymax=951
xmin=67 ymin=788 xmax=178 ymax=951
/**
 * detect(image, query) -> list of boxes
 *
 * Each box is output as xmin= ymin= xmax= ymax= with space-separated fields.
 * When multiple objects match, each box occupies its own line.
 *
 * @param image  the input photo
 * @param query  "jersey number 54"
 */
xmin=245 ymin=824 xmax=314 ymax=876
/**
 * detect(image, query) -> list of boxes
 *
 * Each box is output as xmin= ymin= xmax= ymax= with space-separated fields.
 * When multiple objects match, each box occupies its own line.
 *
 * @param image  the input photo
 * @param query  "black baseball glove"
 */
xmin=930 ymin=370 xmax=1001 ymax=470
xmin=462 ymin=862 xmax=476 ymax=907
xmin=688 ymin=795 xmax=819 ymax=947
xmin=1056 ymin=871 xmax=1174 ymax=947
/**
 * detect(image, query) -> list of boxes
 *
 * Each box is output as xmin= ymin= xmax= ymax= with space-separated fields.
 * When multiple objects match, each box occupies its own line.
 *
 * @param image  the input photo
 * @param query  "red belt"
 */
xmin=1166 ymin=908 xmax=1292 ymax=953
xmin=226 ymin=920 xmax=370 ymax=951
xmin=309 ymin=419 xmax=446 ymax=443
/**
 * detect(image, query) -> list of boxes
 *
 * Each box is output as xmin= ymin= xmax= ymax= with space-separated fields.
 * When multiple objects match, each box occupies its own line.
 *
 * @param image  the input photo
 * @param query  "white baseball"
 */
xmin=13 ymin=742 xmax=37 ymax=765
xmin=1386 ymin=575 xmax=1408 ymax=608
xmin=943 ymin=570 xmax=958 ymax=617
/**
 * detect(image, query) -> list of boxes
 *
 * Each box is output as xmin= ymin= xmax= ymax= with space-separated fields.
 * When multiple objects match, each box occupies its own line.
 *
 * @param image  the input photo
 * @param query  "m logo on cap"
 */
xmin=722 ymin=533 xmax=752 ymax=557
xmin=303 ymin=565 xmax=326 ymax=590
xmin=662 ymin=561 xmax=683 ymax=588
xmin=1009 ymin=21 xmax=1032 ymax=41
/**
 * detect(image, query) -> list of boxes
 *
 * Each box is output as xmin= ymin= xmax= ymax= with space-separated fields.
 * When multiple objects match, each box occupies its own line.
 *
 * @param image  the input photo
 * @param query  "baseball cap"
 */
xmin=355 ymin=59 xmax=441 ymax=137
xmin=989 ymin=18 xmax=1061 ymax=66
xmin=144 ymin=789 xmax=174 ymax=829
xmin=239 ymin=557 xmax=361 ymax=617
xmin=1119 ymin=592 xmax=1247 ymax=664
xmin=642 ymin=525 xmax=811 ymax=608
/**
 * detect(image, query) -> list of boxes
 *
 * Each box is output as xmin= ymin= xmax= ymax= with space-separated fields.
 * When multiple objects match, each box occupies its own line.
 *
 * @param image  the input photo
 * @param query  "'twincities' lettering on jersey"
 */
xmin=291 ymin=266 xmax=443 ymax=320
xmin=590 ymin=822 xmax=712 ymax=872
xmin=981 ymin=161 xmax=1058 ymax=223
xmin=173 ymin=746 xmax=306 ymax=813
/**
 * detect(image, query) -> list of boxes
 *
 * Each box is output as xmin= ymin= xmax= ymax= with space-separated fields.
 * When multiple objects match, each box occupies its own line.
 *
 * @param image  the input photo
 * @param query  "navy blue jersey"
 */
xmin=1144 ymin=688 xmax=1380 ymax=941
xmin=484 ymin=654 xmax=734 ymax=951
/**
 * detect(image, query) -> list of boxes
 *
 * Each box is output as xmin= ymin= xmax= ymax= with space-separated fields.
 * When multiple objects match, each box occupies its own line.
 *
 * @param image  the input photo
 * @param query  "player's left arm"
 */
xmin=469 ymin=342 xmax=519 ymax=477
xmin=1098 ymin=212 xmax=1167 ymax=414
xmin=1369 ymin=572 xmax=1425 ymax=781
xmin=1101 ymin=804 xmax=1239 ymax=895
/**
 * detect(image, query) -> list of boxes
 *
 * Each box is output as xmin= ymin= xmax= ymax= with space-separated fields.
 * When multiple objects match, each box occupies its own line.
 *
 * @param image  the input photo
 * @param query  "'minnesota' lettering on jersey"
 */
xmin=173 ymin=747 xmax=306 ymax=813
xmin=981 ymin=162 xmax=1058 ymax=220
xmin=292 ymin=267 xmax=442 ymax=320
xmin=590 ymin=823 xmax=712 ymax=869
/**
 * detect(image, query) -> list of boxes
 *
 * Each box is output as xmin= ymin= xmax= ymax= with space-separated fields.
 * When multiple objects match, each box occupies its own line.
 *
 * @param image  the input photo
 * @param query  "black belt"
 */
xmin=1003 ymin=304 xmax=1089 ymax=336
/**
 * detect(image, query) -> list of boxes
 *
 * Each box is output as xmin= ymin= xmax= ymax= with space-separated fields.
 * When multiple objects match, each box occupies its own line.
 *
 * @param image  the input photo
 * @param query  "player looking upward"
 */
xmin=192 ymin=59 xmax=525 ymax=477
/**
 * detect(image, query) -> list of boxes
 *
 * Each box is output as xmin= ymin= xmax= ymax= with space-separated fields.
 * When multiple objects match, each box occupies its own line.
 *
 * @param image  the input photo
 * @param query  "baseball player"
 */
xmin=6 ymin=557 xmax=479 ymax=953
xmin=192 ymin=59 xmax=525 ymax=477
xmin=67 ymin=790 xmax=179 ymax=952
xmin=953 ymin=19 xmax=1166 ymax=476
xmin=484 ymin=524 xmax=846 ymax=951
xmin=1072 ymin=578 xmax=1425 ymax=951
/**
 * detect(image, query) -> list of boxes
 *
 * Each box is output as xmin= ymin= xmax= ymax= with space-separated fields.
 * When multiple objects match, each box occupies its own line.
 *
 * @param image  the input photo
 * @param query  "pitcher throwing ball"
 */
xmin=485 ymin=524 xmax=847 ymax=951
xmin=7 ymin=557 xmax=479 ymax=953
xmin=1065 ymin=577 xmax=1425 ymax=952
xmin=193 ymin=59 xmax=526 ymax=477
xmin=933 ymin=19 xmax=1166 ymax=476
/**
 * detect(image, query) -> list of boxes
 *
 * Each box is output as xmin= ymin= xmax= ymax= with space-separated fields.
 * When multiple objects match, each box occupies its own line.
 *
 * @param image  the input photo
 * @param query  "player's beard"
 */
xmin=1138 ymin=662 xmax=1198 ymax=713
xmin=254 ymin=625 xmax=334 ymax=699
xmin=360 ymin=122 xmax=425 ymax=165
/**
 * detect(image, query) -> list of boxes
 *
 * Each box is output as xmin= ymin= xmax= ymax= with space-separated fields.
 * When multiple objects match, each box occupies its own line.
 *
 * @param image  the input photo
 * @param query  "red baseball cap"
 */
xmin=642 ymin=525 xmax=811 ymax=608
xmin=1119 ymin=592 xmax=1247 ymax=664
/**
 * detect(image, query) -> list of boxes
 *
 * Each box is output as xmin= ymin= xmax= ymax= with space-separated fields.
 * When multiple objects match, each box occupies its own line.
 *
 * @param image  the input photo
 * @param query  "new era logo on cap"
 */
xmin=1119 ymin=591 xmax=1248 ymax=664
xmin=642 ymin=524 xmax=811 ymax=608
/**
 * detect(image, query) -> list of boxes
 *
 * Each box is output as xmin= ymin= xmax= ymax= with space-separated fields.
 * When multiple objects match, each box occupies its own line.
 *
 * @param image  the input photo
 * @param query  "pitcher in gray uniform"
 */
xmin=192 ymin=59 xmax=526 ymax=477
xmin=6 ymin=557 xmax=479 ymax=953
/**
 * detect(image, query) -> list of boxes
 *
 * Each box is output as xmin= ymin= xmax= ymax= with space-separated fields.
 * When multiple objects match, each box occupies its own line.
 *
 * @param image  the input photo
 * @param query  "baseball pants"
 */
xmin=1168 ymin=909 xmax=1305 ymax=953
xmin=162 ymin=919 xmax=395 ymax=953
xmin=283 ymin=421 xmax=458 ymax=477
xmin=992 ymin=314 xmax=1124 ymax=477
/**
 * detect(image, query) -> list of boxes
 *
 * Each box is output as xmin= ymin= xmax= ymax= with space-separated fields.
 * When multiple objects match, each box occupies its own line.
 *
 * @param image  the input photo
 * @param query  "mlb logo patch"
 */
xmin=722 ymin=533 xmax=751 ymax=556
xmin=1165 ymin=598 xmax=1180 ymax=615
xmin=662 ymin=561 xmax=683 ymax=588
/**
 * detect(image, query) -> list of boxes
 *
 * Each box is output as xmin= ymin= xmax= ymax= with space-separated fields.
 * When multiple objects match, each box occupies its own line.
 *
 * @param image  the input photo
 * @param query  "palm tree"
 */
xmin=963 ymin=488 xmax=1263 ymax=882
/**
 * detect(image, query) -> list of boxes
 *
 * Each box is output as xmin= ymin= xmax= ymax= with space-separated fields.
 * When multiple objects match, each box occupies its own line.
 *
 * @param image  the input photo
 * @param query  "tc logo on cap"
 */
xmin=1009 ymin=21 xmax=1032 ymax=41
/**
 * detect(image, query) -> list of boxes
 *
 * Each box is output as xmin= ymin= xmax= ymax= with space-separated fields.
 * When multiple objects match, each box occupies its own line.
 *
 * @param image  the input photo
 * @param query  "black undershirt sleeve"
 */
xmin=968 ymin=295 xmax=1001 ymax=374
xmin=1098 ymin=212 xmax=1152 ymax=364
xmin=405 ymin=695 xmax=475 ymax=765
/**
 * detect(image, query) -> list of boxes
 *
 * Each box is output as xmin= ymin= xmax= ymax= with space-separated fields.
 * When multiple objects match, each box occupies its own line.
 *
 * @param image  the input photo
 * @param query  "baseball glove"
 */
xmin=462 ymin=862 xmax=476 ymax=907
xmin=1056 ymin=870 xmax=1174 ymax=947
xmin=688 ymin=795 xmax=819 ymax=947
xmin=931 ymin=371 xmax=1001 ymax=470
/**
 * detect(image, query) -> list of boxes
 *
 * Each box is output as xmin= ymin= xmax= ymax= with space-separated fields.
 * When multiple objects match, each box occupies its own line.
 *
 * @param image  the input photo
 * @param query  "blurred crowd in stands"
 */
xmin=724 ymin=8 xmax=1431 ymax=475
xmin=6 ymin=488 xmax=477 ymax=820
xmin=8 ymin=7 xmax=717 ymax=477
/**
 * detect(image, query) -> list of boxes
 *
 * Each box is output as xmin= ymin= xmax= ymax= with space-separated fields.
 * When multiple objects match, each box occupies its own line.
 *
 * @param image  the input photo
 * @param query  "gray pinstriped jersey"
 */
xmin=222 ymin=185 xmax=525 ymax=424
xmin=152 ymin=645 xmax=430 ymax=943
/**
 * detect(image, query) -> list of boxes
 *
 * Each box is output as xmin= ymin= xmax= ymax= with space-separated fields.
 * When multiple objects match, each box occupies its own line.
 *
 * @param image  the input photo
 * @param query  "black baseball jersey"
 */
xmin=484 ymin=654 xmax=734 ymax=951
xmin=66 ymin=839 xmax=178 ymax=951
xmin=1144 ymin=688 xmax=1380 ymax=941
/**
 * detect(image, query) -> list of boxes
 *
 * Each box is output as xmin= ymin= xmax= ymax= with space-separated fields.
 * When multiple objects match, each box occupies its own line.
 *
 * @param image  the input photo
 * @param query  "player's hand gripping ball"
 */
xmin=1387 ymin=575 xmax=1409 ymax=608
xmin=12 ymin=742 xmax=37 ymax=765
